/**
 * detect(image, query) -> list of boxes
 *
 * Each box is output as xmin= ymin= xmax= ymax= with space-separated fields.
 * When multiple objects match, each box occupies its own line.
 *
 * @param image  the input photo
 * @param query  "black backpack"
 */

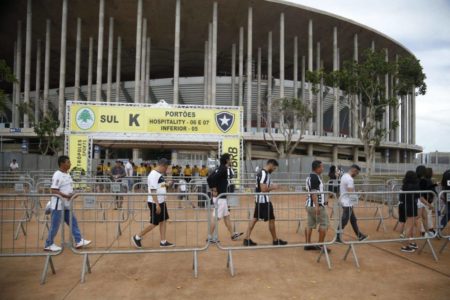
xmin=207 ymin=168 xmax=220 ymax=189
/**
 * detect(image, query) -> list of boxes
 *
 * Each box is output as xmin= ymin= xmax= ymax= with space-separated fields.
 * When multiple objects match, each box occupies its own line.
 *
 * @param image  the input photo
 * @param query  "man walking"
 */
xmin=207 ymin=153 xmax=243 ymax=243
xmin=336 ymin=164 xmax=368 ymax=243
xmin=243 ymin=159 xmax=287 ymax=246
xmin=304 ymin=160 xmax=329 ymax=252
xmin=44 ymin=155 xmax=91 ymax=252
xmin=132 ymin=158 xmax=175 ymax=248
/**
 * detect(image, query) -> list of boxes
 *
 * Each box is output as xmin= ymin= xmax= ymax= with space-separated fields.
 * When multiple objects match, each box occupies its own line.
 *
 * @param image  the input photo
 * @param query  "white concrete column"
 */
xmin=58 ymin=0 xmax=68 ymax=126
xmin=279 ymin=13 xmax=285 ymax=99
xmin=87 ymin=37 xmax=94 ymax=101
xmin=74 ymin=18 xmax=82 ymax=101
xmin=411 ymin=86 xmax=416 ymax=144
xmin=352 ymin=34 xmax=359 ymax=138
xmin=95 ymin=0 xmax=105 ymax=102
xmin=207 ymin=23 xmax=213 ymax=105
xmin=23 ymin=0 xmax=32 ymax=128
xmin=211 ymin=2 xmax=218 ymax=105
xmin=257 ymin=47 xmax=261 ymax=131
xmin=267 ymin=31 xmax=272 ymax=131
xmin=246 ymin=6 xmax=253 ymax=132
xmin=238 ymin=26 xmax=244 ymax=107
xmin=203 ymin=41 xmax=208 ymax=105
xmin=332 ymin=26 xmax=339 ymax=137
xmin=145 ymin=37 xmax=151 ymax=103
xmin=106 ymin=17 xmax=114 ymax=102
xmin=293 ymin=36 xmax=298 ymax=99
xmin=140 ymin=19 xmax=147 ymax=104
xmin=332 ymin=145 xmax=338 ymax=164
xmin=401 ymin=95 xmax=407 ymax=143
xmin=384 ymin=49 xmax=389 ymax=141
xmin=353 ymin=147 xmax=359 ymax=163
xmin=308 ymin=19 xmax=313 ymax=134
xmin=301 ymin=56 xmax=305 ymax=103
xmin=173 ymin=0 xmax=181 ymax=104
xmin=316 ymin=41 xmax=321 ymax=135
xmin=231 ymin=43 xmax=236 ymax=106
xmin=115 ymin=36 xmax=122 ymax=102
xmin=43 ymin=20 xmax=50 ymax=116
xmin=34 ymin=39 xmax=41 ymax=124
xmin=134 ymin=0 xmax=143 ymax=103
xmin=307 ymin=144 xmax=313 ymax=157
xmin=14 ymin=21 xmax=22 ymax=128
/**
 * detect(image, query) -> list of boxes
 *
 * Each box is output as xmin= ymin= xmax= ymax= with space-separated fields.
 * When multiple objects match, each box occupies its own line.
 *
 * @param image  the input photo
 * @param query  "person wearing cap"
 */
xmin=132 ymin=158 xmax=175 ymax=248
xmin=336 ymin=164 xmax=368 ymax=243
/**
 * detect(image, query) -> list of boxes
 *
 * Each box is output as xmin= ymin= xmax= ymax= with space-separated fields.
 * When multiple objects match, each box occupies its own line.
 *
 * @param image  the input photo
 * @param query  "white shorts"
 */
xmin=213 ymin=197 xmax=230 ymax=219
xmin=417 ymin=199 xmax=426 ymax=209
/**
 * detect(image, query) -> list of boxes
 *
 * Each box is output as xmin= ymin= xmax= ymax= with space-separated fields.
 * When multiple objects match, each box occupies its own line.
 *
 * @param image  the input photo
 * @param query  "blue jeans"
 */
xmin=45 ymin=209 xmax=82 ymax=247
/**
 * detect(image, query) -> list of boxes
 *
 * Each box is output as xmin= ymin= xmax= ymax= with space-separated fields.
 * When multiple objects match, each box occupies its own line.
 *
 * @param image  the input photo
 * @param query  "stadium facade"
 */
xmin=0 ymin=0 xmax=421 ymax=165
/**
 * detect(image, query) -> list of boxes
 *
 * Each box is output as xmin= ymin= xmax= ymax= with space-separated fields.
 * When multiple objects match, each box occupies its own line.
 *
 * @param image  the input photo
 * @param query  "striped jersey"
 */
xmin=305 ymin=172 xmax=325 ymax=207
xmin=255 ymin=169 xmax=271 ymax=203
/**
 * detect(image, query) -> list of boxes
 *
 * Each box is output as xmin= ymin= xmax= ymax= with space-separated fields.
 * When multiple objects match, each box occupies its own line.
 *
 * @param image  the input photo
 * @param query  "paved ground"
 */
xmin=0 ymin=192 xmax=449 ymax=300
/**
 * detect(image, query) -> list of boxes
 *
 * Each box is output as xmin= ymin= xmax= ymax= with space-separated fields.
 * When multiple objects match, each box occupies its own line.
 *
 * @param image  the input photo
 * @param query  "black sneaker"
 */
xmin=401 ymin=246 xmax=415 ymax=253
xmin=335 ymin=237 xmax=344 ymax=244
xmin=273 ymin=239 xmax=288 ymax=245
xmin=231 ymin=232 xmax=244 ymax=241
xmin=132 ymin=235 xmax=142 ymax=248
xmin=304 ymin=245 xmax=317 ymax=251
xmin=243 ymin=239 xmax=257 ymax=246
xmin=358 ymin=234 xmax=368 ymax=241
xmin=409 ymin=243 xmax=418 ymax=250
xmin=160 ymin=241 xmax=175 ymax=247
xmin=206 ymin=238 xmax=220 ymax=244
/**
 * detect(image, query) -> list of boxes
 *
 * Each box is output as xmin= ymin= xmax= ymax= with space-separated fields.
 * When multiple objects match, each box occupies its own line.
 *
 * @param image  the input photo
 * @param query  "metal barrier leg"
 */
xmin=40 ymin=255 xmax=55 ymax=285
xmin=376 ymin=209 xmax=387 ymax=233
xmin=418 ymin=238 xmax=439 ymax=261
xmin=439 ymin=238 xmax=449 ymax=254
xmin=14 ymin=221 xmax=27 ymax=240
xmin=41 ymin=220 xmax=50 ymax=240
xmin=296 ymin=219 xmax=302 ymax=233
xmin=193 ymin=250 xmax=198 ymax=278
xmin=226 ymin=250 xmax=235 ymax=277
xmin=343 ymin=244 xmax=360 ymax=268
xmin=316 ymin=245 xmax=332 ymax=270
xmin=116 ymin=222 xmax=122 ymax=238
xmin=81 ymin=253 xmax=92 ymax=283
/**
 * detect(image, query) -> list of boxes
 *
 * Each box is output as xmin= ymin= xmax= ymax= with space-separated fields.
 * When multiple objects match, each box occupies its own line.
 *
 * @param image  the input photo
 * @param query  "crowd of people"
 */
xmin=42 ymin=155 xmax=450 ymax=253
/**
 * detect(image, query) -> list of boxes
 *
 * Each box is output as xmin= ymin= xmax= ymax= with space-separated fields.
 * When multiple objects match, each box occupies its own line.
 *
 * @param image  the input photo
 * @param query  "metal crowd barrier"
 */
xmin=214 ymin=191 xmax=339 ymax=276
xmin=337 ymin=190 xmax=440 ymax=268
xmin=0 ymin=193 xmax=64 ymax=284
xmin=68 ymin=192 xmax=211 ymax=282
xmin=438 ymin=191 xmax=450 ymax=254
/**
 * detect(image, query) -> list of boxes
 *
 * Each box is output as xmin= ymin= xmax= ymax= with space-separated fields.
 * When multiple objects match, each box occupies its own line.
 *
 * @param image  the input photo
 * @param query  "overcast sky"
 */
xmin=289 ymin=0 xmax=450 ymax=153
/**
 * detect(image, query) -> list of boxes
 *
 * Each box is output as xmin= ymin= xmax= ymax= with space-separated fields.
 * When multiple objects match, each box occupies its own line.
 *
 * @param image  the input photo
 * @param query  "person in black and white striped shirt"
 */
xmin=243 ymin=159 xmax=288 ymax=246
xmin=304 ymin=160 xmax=330 ymax=252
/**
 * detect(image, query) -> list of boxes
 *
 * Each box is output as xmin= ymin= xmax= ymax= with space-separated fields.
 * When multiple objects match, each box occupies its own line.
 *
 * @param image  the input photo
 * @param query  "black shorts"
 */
xmin=398 ymin=202 xmax=406 ymax=223
xmin=405 ymin=199 xmax=418 ymax=218
xmin=253 ymin=202 xmax=275 ymax=222
xmin=148 ymin=202 xmax=169 ymax=225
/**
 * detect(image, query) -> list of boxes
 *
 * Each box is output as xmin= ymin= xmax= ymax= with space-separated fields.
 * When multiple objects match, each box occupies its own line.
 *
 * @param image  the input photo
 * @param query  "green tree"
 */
xmin=0 ymin=59 xmax=17 ymax=120
xmin=34 ymin=113 xmax=62 ymax=155
xmin=78 ymin=109 xmax=93 ymax=123
xmin=308 ymin=49 xmax=426 ymax=175
xmin=263 ymin=97 xmax=312 ymax=160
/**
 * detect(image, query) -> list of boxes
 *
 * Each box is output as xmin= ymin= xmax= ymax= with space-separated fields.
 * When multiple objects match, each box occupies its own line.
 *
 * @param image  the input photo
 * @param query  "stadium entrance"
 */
xmin=64 ymin=101 xmax=243 ymax=179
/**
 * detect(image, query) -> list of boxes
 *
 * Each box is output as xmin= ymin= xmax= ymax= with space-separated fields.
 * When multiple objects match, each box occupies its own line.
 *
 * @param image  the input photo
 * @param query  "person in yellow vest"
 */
xmin=137 ymin=163 xmax=146 ymax=176
xmin=193 ymin=165 xmax=200 ymax=177
xmin=184 ymin=164 xmax=192 ymax=182
xmin=103 ymin=162 xmax=112 ymax=177
xmin=199 ymin=165 xmax=208 ymax=177
xmin=172 ymin=165 xmax=179 ymax=177
xmin=145 ymin=163 xmax=152 ymax=175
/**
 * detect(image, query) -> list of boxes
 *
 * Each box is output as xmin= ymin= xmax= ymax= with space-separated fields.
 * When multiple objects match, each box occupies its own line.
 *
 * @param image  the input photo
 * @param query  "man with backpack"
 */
xmin=207 ymin=153 xmax=243 ymax=243
xmin=242 ymin=159 xmax=288 ymax=246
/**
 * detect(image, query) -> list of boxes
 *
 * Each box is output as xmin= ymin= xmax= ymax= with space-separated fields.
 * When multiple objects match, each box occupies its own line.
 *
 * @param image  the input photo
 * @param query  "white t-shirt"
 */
xmin=147 ymin=170 xmax=167 ymax=204
xmin=340 ymin=173 xmax=356 ymax=207
xmin=50 ymin=170 xmax=73 ymax=210
xmin=9 ymin=162 xmax=19 ymax=171
xmin=125 ymin=162 xmax=133 ymax=176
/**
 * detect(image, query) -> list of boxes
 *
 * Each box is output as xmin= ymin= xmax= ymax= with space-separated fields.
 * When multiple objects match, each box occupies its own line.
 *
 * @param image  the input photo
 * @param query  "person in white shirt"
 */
xmin=124 ymin=159 xmax=134 ymax=190
xmin=9 ymin=159 xmax=19 ymax=171
xmin=337 ymin=164 xmax=368 ymax=243
xmin=44 ymin=156 xmax=91 ymax=252
xmin=132 ymin=158 xmax=175 ymax=248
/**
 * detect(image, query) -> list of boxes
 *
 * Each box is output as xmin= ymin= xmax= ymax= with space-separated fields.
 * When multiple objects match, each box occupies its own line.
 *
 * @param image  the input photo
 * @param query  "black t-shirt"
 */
xmin=215 ymin=165 xmax=229 ymax=198
xmin=419 ymin=178 xmax=432 ymax=202
xmin=400 ymin=183 xmax=420 ymax=205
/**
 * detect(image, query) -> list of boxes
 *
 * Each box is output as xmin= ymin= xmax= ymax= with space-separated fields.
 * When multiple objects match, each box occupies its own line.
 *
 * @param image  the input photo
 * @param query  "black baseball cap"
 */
xmin=351 ymin=164 xmax=361 ymax=171
xmin=158 ymin=158 xmax=169 ymax=166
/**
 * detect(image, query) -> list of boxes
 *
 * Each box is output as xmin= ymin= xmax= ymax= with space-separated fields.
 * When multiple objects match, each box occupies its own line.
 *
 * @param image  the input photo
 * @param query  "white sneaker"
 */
xmin=44 ymin=244 xmax=62 ymax=252
xmin=75 ymin=239 xmax=92 ymax=249
xmin=425 ymin=231 xmax=435 ymax=238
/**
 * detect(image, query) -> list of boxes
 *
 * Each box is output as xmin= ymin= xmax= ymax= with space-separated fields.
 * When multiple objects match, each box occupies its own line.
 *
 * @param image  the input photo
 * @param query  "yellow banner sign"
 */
xmin=70 ymin=104 xmax=241 ymax=135
xmin=221 ymin=138 xmax=241 ymax=182
xmin=69 ymin=135 xmax=89 ymax=173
